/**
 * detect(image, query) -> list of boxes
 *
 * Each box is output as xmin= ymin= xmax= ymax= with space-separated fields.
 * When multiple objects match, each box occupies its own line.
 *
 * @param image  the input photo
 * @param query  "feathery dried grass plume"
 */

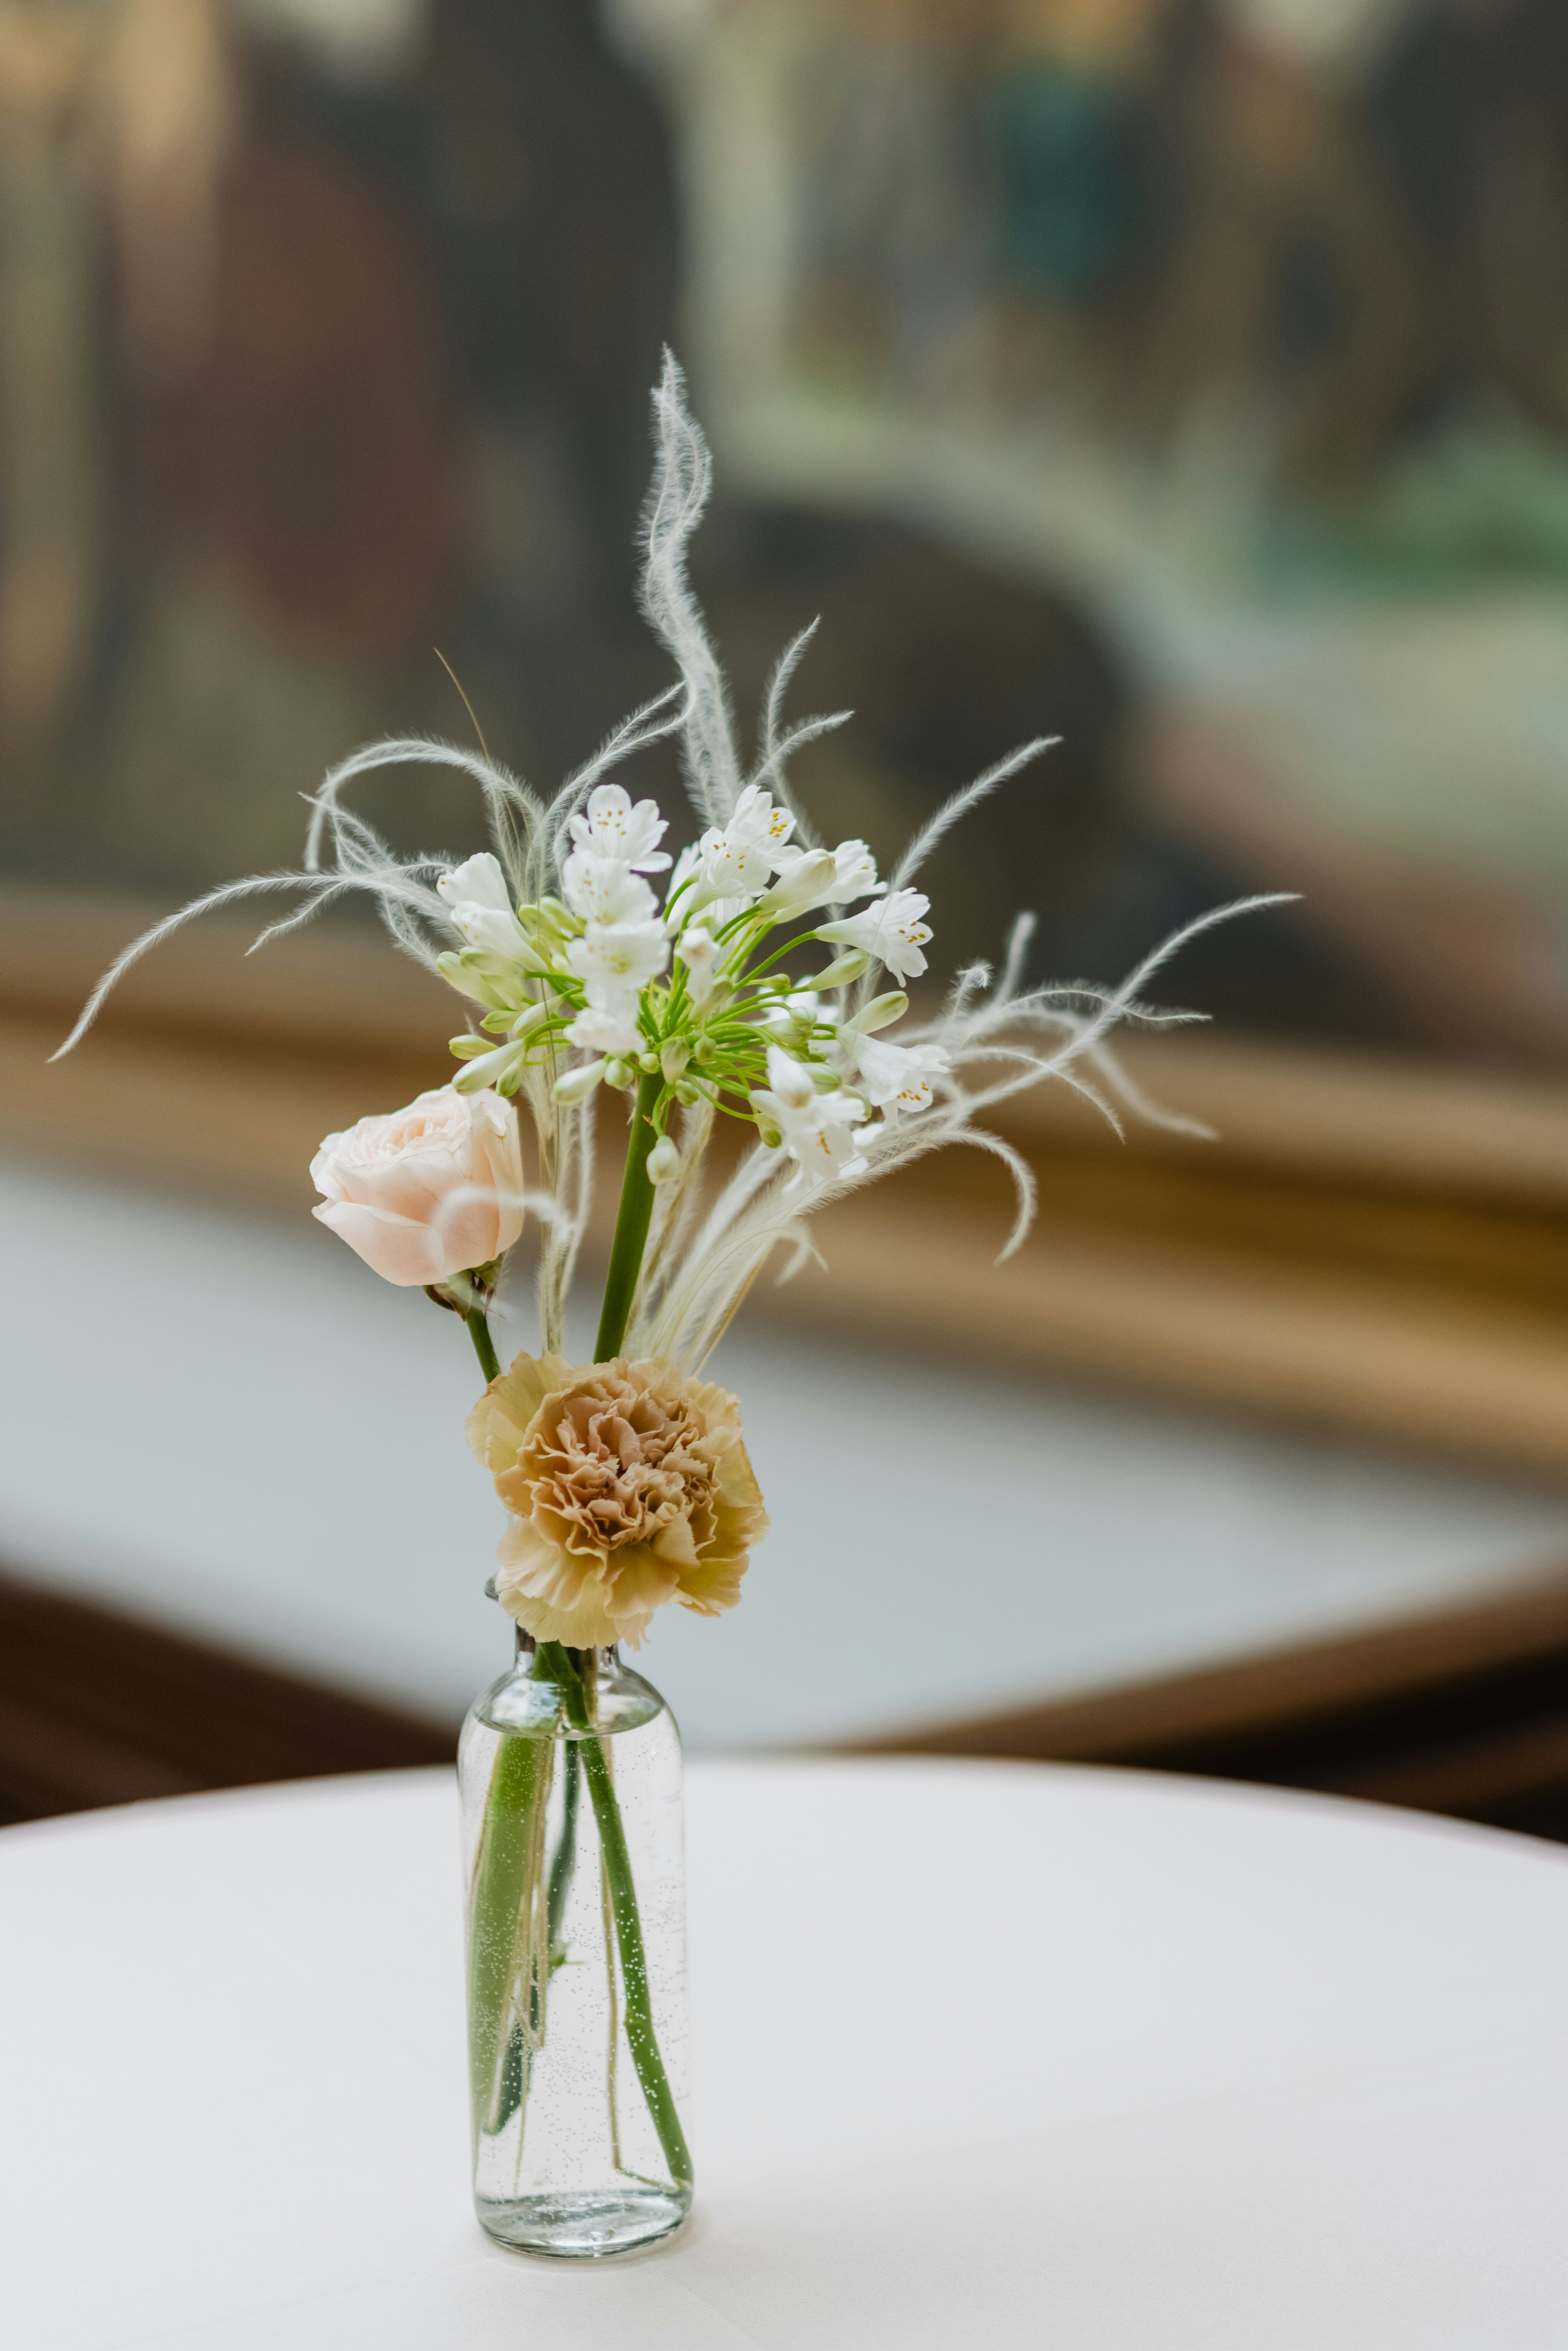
xmin=56 ymin=351 xmax=1291 ymax=1381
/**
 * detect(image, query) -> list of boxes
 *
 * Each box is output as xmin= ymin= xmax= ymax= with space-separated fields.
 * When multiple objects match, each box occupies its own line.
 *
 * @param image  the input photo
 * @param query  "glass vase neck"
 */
xmin=486 ymin=1635 xmax=666 ymax=1741
xmin=515 ymin=1629 xmax=620 ymax=1675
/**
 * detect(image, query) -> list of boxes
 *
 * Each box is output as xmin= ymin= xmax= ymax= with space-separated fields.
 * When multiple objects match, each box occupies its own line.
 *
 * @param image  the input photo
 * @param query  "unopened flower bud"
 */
xmin=519 ymin=900 xmax=578 ymax=952
xmin=604 ymin=1056 xmax=638 ymax=1091
xmin=455 ymin=1040 xmax=528 ymax=1094
xmin=811 ymin=949 xmax=870 ymax=990
xmin=449 ymin=1034 xmax=494 ymax=1059
xmin=855 ymin=991 xmax=908 ymax=1035
xmin=660 ymin=1038 xmax=690 ymax=1082
xmin=673 ymin=1078 xmax=701 ymax=1105
xmin=553 ymin=1059 xmax=607 ymax=1104
xmin=756 ymin=1118 xmax=783 ymax=1150
xmin=758 ymin=848 xmax=837 ymax=923
xmin=764 ymin=1048 xmax=815 ymax=1113
xmin=436 ymin=951 xmax=507 ymax=1010
xmin=471 ymin=924 xmax=555 ymax=978
xmin=639 ymin=1050 xmax=660 ymax=1074
xmin=646 ymin=1135 xmax=680 ymax=1185
xmin=507 ymin=1001 xmax=551 ymax=1041
xmin=535 ymin=895 xmax=574 ymax=939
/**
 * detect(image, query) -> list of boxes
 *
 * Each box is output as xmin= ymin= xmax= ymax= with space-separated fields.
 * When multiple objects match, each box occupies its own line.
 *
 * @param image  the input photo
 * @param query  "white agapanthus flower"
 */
xmin=756 ymin=838 xmax=887 ymax=924
xmin=568 ymin=783 xmax=672 ymax=873
xmin=817 ymin=887 xmax=934 ymax=983
xmin=756 ymin=849 xmax=838 ymax=923
xmin=691 ymin=784 xmax=798 ymax=904
xmin=772 ymin=837 xmax=884 ymax=910
xmin=674 ymin=923 xmax=720 ymax=1006
xmin=568 ymin=919 xmax=669 ymax=992
xmin=663 ymin=839 xmax=701 ymax=905
xmin=565 ymin=1004 xmax=642 ymax=1055
xmin=436 ymin=851 xmax=533 ymax=967
xmin=565 ymin=912 xmax=668 ymax=1054
xmin=752 ymin=1045 xmax=869 ymax=1189
xmin=851 ymin=1032 xmax=950 ymax=1119
xmin=825 ymin=840 xmax=884 ymax=902
xmin=437 ymin=851 xmax=511 ymax=915
xmin=562 ymin=853 xmax=659 ymax=929
xmin=560 ymin=790 xmax=673 ymax=1054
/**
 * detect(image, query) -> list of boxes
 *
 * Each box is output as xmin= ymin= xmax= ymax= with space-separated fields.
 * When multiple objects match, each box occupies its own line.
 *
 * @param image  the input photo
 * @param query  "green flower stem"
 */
xmin=467 ymin=1308 xmax=501 ymax=1384
xmin=467 ymin=1728 xmax=551 ymax=2148
xmin=517 ymin=1735 xmax=581 ymax=2067
xmin=541 ymin=1641 xmax=693 ymax=2188
xmin=737 ymin=926 xmax=822 ymax=984
xmin=545 ymin=1741 xmax=581 ymax=1955
xmin=594 ymin=1068 xmax=663 ymax=1361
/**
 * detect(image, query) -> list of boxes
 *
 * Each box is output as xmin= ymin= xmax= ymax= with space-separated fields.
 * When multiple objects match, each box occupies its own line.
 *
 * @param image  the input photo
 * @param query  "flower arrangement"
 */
xmin=61 ymin=361 xmax=1274 ymax=1624
xmin=58 ymin=356 xmax=1278 ymax=2246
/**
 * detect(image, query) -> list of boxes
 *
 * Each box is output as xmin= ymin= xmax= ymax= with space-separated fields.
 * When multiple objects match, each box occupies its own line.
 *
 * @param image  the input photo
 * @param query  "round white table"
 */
xmin=7 ymin=1757 xmax=1568 ymax=2348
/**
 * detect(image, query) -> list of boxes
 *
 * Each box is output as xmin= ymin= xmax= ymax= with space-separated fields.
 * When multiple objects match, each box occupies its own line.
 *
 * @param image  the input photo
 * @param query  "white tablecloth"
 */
xmin=7 ymin=1757 xmax=1568 ymax=2348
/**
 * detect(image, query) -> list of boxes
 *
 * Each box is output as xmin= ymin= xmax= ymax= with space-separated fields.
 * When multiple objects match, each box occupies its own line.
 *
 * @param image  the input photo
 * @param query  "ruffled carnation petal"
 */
xmin=469 ymin=1353 xmax=768 ymax=1644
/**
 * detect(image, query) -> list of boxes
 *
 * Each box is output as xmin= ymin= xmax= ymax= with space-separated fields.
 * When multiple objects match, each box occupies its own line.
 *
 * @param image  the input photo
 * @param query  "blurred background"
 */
xmin=10 ymin=0 xmax=1568 ymax=1834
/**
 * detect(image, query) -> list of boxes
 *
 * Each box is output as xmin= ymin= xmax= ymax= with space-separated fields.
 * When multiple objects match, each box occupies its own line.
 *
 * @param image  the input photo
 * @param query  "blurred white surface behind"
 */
xmin=5 ymin=1158 xmax=1568 ymax=1745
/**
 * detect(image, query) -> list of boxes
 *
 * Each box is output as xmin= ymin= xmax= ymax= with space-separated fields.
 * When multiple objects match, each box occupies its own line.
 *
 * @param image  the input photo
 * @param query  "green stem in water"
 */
xmin=595 ymin=1069 xmax=663 ymax=1361
xmin=467 ymin=1308 xmax=501 ymax=1384
xmin=540 ymin=1641 xmax=693 ymax=2187
xmin=546 ymin=1741 xmax=581 ymax=1959
xmin=511 ymin=1734 xmax=580 ymax=2104
xmin=467 ymin=1729 xmax=551 ymax=2150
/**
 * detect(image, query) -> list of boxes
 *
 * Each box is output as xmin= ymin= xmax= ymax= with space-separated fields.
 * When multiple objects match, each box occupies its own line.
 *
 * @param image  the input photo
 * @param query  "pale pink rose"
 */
xmin=311 ymin=1087 xmax=524 ymax=1287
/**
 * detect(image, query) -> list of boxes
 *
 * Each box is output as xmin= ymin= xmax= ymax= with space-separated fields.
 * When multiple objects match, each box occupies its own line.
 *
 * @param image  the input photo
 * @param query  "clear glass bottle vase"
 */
xmin=459 ymin=1636 xmax=693 ymax=2258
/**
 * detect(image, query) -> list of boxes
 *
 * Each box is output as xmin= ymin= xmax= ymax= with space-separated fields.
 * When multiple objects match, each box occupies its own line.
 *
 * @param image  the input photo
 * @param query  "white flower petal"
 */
xmin=566 ymin=919 xmax=669 ymax=987
xmin=567 ymin=1005 xmax=643 ymax=1055
xmin=436 ymin=852 xmax=512 ymax=916
xmin=817 ymin=887 xmax=933 ymax=982
xmin=763 ymin=1045 xmax=815 ymax=1113
xmin=562 ymin=853 xmax=658 ymax=927
xmin=568 ymin=784 xmax=672 ymax=872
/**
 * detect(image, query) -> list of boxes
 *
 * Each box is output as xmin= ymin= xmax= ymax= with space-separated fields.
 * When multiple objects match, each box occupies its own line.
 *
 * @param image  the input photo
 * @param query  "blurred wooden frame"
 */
xmin=7 ymin=883 xmax=1568 ymax=1478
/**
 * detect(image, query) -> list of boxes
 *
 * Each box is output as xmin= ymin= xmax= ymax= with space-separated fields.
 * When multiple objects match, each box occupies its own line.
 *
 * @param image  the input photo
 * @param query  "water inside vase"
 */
xmin=460 ymin=1648 xmax=693 ymax=2259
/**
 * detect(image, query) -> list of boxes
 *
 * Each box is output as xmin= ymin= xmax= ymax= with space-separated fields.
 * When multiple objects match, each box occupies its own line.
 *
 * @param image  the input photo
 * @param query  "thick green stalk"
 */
xmin=467 ymin=1730 xmax=551 ymax=2148
xmin=467 ymin=1308 xmax=501 ymax=1383
xmin=594 ymin=1069 xmax=663 ymax=1361
xmin=541 ymin=1642 xmax=693 ymax=2186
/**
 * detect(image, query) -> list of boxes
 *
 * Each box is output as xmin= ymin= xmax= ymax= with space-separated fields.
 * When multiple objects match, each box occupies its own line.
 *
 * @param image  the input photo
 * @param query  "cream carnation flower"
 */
xmin=468 ymin=1354 xmax=768 ymax=1648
